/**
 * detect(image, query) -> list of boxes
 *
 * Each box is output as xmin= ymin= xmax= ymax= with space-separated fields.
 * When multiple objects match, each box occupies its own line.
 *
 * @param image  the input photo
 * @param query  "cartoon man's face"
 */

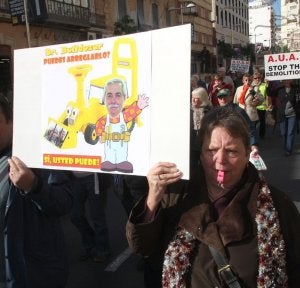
xmin=105 ymin=82 xmax=125 ymax=118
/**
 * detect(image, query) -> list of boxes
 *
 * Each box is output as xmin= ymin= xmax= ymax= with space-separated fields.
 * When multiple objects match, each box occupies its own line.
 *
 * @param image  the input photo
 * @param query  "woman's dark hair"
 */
xmin=198 ymin=107 xmax=250 ymax=152
xmin=0 ymin=93 xmax=13 ymax=122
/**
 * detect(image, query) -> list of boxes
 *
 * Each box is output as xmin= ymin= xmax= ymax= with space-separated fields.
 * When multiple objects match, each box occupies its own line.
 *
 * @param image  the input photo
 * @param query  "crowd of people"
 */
xmin=1 ymin=65 xmax=300 ymax=288
xmin=191 ymin=67 xmax=300 ymax=156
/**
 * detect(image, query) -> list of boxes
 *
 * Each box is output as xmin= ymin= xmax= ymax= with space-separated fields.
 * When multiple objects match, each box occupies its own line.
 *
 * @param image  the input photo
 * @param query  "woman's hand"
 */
xmin=146 ymin=162 xmax=182 ymax=213
xmin=8 ymin=156 xmax=36 ymax=192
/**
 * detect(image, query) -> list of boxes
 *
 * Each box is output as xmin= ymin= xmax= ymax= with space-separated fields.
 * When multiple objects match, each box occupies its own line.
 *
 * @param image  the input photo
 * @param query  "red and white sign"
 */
xmin=264 ymin=52 xmax=300 ymax=81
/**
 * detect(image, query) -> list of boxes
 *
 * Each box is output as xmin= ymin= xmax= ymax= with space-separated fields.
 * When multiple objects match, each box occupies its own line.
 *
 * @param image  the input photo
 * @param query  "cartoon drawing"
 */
xmin=95 ymin=78 xmax=148 ymax=173
xmin=43 ymin=64 xmax=107 ymax=149
xmin=43 ymin=36 xmax=150 ymax=173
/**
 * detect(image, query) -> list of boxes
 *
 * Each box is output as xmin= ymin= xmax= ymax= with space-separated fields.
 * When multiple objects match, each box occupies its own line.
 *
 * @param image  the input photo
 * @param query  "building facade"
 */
xmin=249 ymin=4 xmax=274 ymax=48
xmin=1 ymin=0 xmax=247 ymax=93
xmin=280 ymin=0 xmax=299 ymax=51
xmin=0 ymin=0 xmax=106 ymax=94
xmin=211 ymin=0 xmax=250 ymax=68
xmin=108 ymin=0 xmax=216 ymax=74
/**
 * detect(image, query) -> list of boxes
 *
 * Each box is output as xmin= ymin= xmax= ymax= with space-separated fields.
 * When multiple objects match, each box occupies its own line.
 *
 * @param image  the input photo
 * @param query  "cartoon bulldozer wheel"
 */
xmin=84 ymin=123 xmax=99 ymax=145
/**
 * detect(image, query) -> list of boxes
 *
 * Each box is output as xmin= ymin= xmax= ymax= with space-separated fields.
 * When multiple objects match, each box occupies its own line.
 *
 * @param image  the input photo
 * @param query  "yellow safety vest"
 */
xmin=256 ymin=82 xmax=268 ymax=111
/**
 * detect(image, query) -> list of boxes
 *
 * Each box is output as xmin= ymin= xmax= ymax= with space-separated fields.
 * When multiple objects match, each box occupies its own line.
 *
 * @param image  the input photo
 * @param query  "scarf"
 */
xmin=239 ymin=84 xmax=249 ymax=107
xmin=162 ymin=179 xmax=288 ymax=288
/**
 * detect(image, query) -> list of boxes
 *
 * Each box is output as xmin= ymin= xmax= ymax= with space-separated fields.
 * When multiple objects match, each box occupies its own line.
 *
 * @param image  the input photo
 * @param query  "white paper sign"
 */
xmin=13 ymin=25 xmax=191 ymax=179
xmin=264 ymin=52 xmax=300 ymax=81
xmin=230 ymin=59 xmax=250 ymax=73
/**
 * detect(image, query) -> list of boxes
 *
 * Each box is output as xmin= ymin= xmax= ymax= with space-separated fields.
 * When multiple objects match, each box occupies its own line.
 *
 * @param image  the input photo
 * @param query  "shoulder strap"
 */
xmin=208 ymin=246 xmax=243 ymax=288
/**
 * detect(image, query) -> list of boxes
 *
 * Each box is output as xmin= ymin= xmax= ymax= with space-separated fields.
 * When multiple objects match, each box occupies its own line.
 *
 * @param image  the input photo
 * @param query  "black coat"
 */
xmin=3 ymin=161 xmax=73 ymax=288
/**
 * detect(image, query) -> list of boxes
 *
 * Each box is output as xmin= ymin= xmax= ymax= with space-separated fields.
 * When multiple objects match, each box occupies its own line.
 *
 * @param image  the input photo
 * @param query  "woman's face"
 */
xmin=201 ymin=127 xmax=249 ymax=190
xmin=192 ymin=97 xmax=202 ymax=108
xmin=243 ymin=77 xmax=250 ymax=85
xmin=252 ymin=75 xmax=261 ymax=85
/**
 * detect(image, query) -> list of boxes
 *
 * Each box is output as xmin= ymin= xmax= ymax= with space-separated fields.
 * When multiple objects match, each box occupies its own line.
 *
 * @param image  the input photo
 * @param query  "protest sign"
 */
xmin=264 ymin=52 xmax=300 ymax=81
xmin=230 ymin=59 xmax=250 ymax=73
xmin=13 ymin=25 xmax=191 ymax=179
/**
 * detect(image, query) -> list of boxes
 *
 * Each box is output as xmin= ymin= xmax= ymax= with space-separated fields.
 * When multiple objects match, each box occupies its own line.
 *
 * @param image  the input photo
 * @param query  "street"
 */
xmin=64 ymin=125 xmax=300 ymax=288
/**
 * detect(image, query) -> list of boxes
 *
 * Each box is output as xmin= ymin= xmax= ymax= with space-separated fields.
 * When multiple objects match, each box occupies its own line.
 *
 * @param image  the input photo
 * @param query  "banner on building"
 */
xmin=230 ymin=59 xmax=250 ymax=73
xmin=8 ymin=0 xmax=47 ymax=25
xmin=8 ymin=0 xmax=25 ymax=24
xmin=13 ymin=25 xmax=191 ymax=179
xmin=264 ymin=52 xmax=300 ymax=81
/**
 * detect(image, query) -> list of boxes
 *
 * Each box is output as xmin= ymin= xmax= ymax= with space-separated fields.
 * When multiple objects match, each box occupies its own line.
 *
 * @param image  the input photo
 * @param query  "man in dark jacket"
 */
xmin=0 ymin=94 xmax=73 ymax=288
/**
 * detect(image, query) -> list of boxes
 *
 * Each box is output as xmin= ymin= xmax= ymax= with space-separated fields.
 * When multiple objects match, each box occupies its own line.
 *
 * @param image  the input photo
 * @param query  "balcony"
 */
xmin=45 ymin=1 xmax=91 ymax=28
xmin=0 ymin=0 xmax=105 ymax=29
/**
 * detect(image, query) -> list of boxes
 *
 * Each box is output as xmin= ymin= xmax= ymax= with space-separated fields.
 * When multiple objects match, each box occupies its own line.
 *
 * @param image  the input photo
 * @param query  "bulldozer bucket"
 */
xmin=44 ymin=117 xmax=78 ymax=149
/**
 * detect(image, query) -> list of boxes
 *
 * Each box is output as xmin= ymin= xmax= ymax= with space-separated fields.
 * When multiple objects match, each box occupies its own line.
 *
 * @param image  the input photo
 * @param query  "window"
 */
xmin=137 ymin=0 xmax=145 ymax=25
xmin=202 ymin=34 xmax=206 ymax=44
xmin=118 ymin=0 xmax=127 ymax=19
xmin=191 ymin=62 xmax=197 ymax=74
xmin=220 ymin=10 xmax=223 ymax=26
xmin=166 ymin=8 xmax=171 ymax=26
xmin=200 ymin=7 xmax=205 ymax=18
xmin=81 ymin=0 xmax=88 ymax=8
xmin=152 ymin=3 xmax=159 ymax=28
xmin=191 ymin=23 xmax=198 ymax=43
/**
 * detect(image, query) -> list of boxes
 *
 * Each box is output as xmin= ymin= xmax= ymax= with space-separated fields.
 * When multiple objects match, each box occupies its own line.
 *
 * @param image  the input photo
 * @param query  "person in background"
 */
xmin=71 ymin=172 xmax=113 ymax=262
xmin=208 ymin=74 xmax=233 ymax=107
xmin=114 ymin=175 xmax=148 ymax=217
xmin=217 ymin=88 xmax=259 ymax=153
xmin=126 ymin=108 xmax=300 ymax=288
xmin=190 ymin=74 xmax=206 ymax=91
xmin=190 ymin=87 xmax=212 ymax=170
xmin=217 ymin=66 xmax=235 ymax=94
xmin=197 ymin=74 xmax=207 ymax=90
xmin=233 ymin=71 xmax=243 ymax=88
xmin=252 ymin=71 xmax=272 ymax=139
xmin=234 ymin=73 xmax=252 ymax=109
xmin=0 ymin=94 xmax=73 ymax=288
xmin=234 ymin=73 xmax=263 ymax=127
xmin=191 ymin=74 xmax=199 ymax=91
xmin=276 ymin=79 xmax=298 ymax=156
xmin=267 ymin=80 xmax=283 ymax=131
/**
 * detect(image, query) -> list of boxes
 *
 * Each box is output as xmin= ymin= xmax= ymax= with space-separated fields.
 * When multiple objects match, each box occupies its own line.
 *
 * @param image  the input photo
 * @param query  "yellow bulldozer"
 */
xmin=44 ymin=37 xmax=139 ymax=149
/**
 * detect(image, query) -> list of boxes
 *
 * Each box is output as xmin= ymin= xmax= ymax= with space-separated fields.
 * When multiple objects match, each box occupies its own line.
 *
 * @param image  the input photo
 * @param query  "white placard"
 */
xmin=264 ymin=52 xmax=300 ymax=81
xmin=13 ymin=25 xmax=191 ymax=179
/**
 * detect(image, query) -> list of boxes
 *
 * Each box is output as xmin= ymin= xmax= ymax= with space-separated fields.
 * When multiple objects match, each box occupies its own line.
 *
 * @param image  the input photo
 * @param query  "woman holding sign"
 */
xmin=126 ymin=107 xmax=300 ymax=288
